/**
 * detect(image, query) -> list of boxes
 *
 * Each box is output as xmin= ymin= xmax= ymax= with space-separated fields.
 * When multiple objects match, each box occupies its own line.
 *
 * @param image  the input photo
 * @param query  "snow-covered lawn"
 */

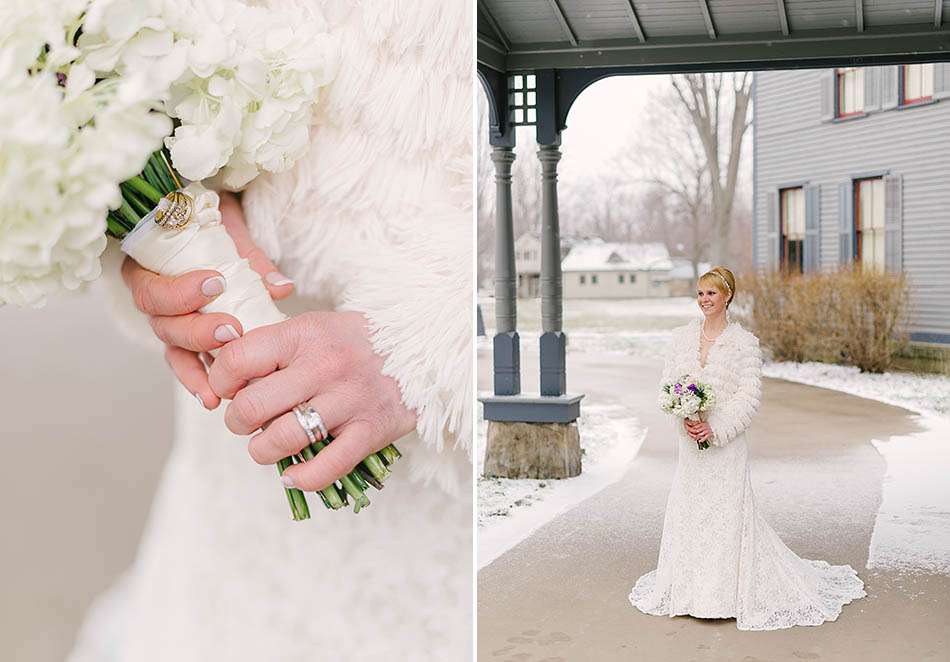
xmin=478 ymin=296 xmax=950 ymax=574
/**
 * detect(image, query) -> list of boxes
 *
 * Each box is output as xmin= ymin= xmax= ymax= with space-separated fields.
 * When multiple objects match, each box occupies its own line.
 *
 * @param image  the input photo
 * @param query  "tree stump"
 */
xmin=483 ymin=421 xmax=581 ymax=479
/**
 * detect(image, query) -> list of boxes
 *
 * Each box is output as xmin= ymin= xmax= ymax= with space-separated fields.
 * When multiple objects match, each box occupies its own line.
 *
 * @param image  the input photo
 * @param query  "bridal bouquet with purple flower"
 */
xmin=0 ymin=0 xmax=400 ymax=519
xmin=659 ymin=375 xmax=716 ymax=449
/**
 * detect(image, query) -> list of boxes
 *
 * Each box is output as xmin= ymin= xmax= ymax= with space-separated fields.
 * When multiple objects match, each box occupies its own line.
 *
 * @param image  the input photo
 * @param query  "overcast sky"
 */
xmin=557 ymin=74 xmax=669 ymax=183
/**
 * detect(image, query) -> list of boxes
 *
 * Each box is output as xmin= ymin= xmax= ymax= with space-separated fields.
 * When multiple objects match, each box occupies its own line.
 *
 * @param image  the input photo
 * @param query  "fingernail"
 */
xmin=265 ymin=271 xmax=294 ymax=287
xmin=214 ymin=324 xmax=240 ymax=342
xmin=194 ymin=392 xmax=206 ymax=409
xmin=281 ymin=474 xmax=296 ymax=489
xmin=202 ymin=276 xmax=226 ymax=297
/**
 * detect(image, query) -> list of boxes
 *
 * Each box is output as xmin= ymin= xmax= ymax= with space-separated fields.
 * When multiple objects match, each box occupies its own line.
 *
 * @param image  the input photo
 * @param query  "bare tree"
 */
xmin=563 ymin=170 xmax=640 ymax=242
xmin=668 ymin=73 xmax=753 ymax=265
xmin=616 ymin=88 xmax=714 ymax=281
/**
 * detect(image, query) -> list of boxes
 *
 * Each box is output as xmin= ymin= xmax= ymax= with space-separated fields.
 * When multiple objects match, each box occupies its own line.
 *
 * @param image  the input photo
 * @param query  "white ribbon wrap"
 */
xmin=121 ymin=183 xmax=287 ymax=334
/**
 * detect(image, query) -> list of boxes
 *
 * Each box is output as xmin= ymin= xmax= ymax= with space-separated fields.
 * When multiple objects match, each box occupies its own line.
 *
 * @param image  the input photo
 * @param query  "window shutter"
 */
xmin=881 ymin=66 xmax=899 ymax=109
xmin=934 ymin=63 xmax=950 ymax=100
xmin=804 ymin=185 xmax=821 ymax=272
xmin=863 ymin=67 xmax=881 ymax=112
xmin=765 ymin=191 xmax=780 ymax=269
xmin=884 ymin=174 xmax=903 ymax=273
xmin=838 ymin=182 xmax=853 ymax=265
xmin=819 ymin=70 xmax=836 ymax=121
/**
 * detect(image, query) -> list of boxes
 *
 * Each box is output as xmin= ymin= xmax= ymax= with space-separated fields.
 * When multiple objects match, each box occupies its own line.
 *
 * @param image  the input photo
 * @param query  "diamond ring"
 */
xmin=292 ymin=403 xmax=328 ymax=444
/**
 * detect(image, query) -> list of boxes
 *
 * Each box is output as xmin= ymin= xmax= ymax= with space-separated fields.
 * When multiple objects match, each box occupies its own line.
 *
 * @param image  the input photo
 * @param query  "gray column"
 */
xmin=491 ymin=146 xmax=521 ymax=396
xmin=538 ymin=142 xmax=566 ymax=396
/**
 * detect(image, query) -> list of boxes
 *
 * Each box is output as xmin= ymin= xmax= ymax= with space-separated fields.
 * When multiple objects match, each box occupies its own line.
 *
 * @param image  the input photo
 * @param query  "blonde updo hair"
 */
xmin=698 ymin=266 xmax=736 ymax=307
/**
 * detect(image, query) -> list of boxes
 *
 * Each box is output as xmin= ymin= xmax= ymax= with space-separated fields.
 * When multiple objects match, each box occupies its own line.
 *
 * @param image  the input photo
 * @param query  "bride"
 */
xmin=628 ymin=266 xmax=866 ymax=631
xmin=67 ymin=2 xmax=472 ymax=660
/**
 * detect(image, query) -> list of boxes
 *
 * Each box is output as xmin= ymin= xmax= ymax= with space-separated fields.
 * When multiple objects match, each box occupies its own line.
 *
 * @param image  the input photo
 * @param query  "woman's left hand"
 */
xmin=685 ymin=419 xmax=712 ymax=443
xmin=207 ymin=311 xmax=417 ymax=490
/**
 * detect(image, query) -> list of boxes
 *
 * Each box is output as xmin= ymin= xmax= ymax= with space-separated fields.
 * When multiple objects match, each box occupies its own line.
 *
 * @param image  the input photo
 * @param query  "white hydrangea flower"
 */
xmin=73 ymin=0 xmax=335 ymax=188
xmin=162 ymin=1 xmax=337 ymax=188
xmin=0 ymin=3 xmax=170 ymax=308
xmin=658 ymin=391 xmax=675 ymax=413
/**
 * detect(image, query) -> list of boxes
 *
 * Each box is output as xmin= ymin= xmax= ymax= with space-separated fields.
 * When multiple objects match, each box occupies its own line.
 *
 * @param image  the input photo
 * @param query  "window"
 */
xmin=902 ymin=63 xmax=934 ymax=105
xmin=618 ymin=274 xmax=624 ymax=284
xmin=836 ymin=67 xmax=864 ymax=117
xmin=579 ymin=274 xmax=586 ymax=285
xmin=854 ymin=177 xmax=885 ymax=270
xmin=591 ymin=274 xmax=599 ymax=285
xmin=629 ymin=273 xmax=636 ymax=283
xmin=508 ymin=74 xmax=537 ymax=125
xmin=780 ymin=187 xmax=805 ymax=273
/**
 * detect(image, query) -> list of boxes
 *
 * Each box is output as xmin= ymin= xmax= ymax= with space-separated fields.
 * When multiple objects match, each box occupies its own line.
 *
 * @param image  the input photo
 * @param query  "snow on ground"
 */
xmin=762 ymin=361 xmax=950 ymax=417
xmin=867 ymin=416 xmax=950 ymax=576
xmin=478 ymin=403 xmax=646 ymax=568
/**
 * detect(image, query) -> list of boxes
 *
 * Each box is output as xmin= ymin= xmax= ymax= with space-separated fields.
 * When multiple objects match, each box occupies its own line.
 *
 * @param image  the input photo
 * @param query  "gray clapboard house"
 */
xmin=753 ymin=63 xmax=950 ymax=345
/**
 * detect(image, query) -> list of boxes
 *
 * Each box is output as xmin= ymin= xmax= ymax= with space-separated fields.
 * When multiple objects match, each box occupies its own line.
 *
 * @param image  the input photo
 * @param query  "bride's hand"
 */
xmin=684 ymin=419 xmax=712 ymax=442
xmin=207 ymin=311 xmax=417 ymax=491
xmin=683 ymin=418 xmax=712 ymax=441
xmin=121 ymin=192 xmax=294 ymax=409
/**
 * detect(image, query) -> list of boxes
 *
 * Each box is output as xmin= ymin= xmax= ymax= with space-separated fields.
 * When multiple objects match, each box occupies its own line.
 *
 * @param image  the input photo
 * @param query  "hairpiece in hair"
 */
xmin=713 ymin=271 xmax=732 ymax=296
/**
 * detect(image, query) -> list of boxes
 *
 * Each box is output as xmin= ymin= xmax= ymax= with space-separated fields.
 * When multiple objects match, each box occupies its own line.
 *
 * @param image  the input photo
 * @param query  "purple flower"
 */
xmin=687 ymin=384 xmax=698 ymax=393
xmin=673 ymin=383 xmax=682 ymax=394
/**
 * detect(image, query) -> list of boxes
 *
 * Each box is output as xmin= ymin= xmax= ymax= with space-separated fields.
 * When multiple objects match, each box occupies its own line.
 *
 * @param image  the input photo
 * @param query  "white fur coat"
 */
xmin=99 ymin=0 xmax=472 ymax=494
xmin=662 ymin=318 xmax=763 ymax=447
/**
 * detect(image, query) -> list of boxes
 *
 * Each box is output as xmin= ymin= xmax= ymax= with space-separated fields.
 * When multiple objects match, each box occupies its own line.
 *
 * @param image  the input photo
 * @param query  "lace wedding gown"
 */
xmin=68 ymin=2 xmax=473 ymax=660
xmin=628 ymin=319 xmax=866 ymax=631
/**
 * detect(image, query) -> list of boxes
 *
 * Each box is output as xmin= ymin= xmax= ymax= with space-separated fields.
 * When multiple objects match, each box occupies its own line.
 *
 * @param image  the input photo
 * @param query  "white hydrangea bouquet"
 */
xmin=659 ymin=375 xmax=716 ymax=450
xmin=0 ymin=0 xmax=400 ymax=520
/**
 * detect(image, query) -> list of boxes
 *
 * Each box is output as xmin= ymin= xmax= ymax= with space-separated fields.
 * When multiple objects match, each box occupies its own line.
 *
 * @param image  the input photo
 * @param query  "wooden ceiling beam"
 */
xmin=547 ymin=0 xmax=579 ymax=46
xmin=478 ymin=1 xmax=511 ymax=52
xmin=776 ymin=0 xmax=790 ymax=36
xmin=623 ymin=1 xmax=647 ymax=42
xmin=698 ymin=0 xmax=717 ymax=39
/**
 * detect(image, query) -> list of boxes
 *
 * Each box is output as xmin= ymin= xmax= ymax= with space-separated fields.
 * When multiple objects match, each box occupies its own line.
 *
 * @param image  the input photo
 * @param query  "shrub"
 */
xmin=736 ymin=267 xmax=910 ymax=373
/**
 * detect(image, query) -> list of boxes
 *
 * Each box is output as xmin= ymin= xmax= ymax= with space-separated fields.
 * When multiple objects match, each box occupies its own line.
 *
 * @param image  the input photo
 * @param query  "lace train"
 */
xmin=628 ymin=431 xmax=866 ymax=631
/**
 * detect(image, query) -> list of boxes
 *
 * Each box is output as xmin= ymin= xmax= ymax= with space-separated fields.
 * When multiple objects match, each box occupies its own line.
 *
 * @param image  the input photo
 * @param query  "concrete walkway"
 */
xmin=478 ymin=349 xmax=950 ymax=662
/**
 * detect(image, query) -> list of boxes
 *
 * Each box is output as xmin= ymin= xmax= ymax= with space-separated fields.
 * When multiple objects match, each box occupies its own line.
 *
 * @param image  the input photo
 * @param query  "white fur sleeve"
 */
xmin=707 ymin=334 xmax=763 ymax=447
xmin=337 ymin=205 xmax=472 ymax=494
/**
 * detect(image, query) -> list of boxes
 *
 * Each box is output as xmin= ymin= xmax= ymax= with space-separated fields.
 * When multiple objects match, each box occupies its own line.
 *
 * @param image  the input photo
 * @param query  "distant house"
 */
xmin=753 ymin=63 xmax=950 ymax=345
xmin=668 ymin=258 xmax=711 ymax=297
xmin=560 ymin=240 xmax=672 ymax=299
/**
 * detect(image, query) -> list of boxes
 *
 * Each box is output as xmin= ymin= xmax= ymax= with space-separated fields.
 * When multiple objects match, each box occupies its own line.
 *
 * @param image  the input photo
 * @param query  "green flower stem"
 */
xmin=349 ymin=469 xmax=369 ymax=491
xmin=298 ymin=445 xmax=345 ymax=509
xmin=125 ymin=175 xmax=163 ymax=205
xmin=378 ymin=445 xmax=402 ymax=465
xmin=339 ymin=473 xmax=370 ymax=513
xmin=117 ymin=198 xmax=140 ymax=228
xmin=106 ymin=215 xmax=128 ymax=239
xmin=361 ymin=453 xmax=390 ymax=483
xmin=144 ymin=157 xmax=174 ymax=196
xmin=276 ymin=458 xmax=310 ymax=521
xmin=148 ymin=151 xmax=178 ymax=193
xmin=120 ymin=185 xmax=152 ymax=217
xmin=356 ymin=465 xmax=384 ymax=491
